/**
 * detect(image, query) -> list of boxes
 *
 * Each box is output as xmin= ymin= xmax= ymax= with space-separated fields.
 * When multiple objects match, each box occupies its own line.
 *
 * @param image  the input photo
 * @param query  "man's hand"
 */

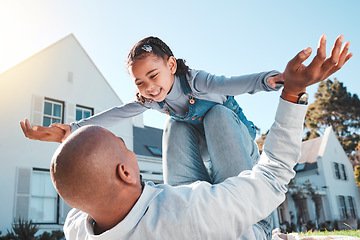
xmin=20 ymin=118 xmax=68 ymax=143
xmin=281 ymin=34 xmax=353 ymax=95
xmin=50 ymin=122 xmax=72 ymax=142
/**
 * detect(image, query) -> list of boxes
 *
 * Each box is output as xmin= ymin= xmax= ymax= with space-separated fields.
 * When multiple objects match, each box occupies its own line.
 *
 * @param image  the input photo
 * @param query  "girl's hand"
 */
xmin=20 ymin=118 xmax=68 ymax=143
xmin=266 ymin=74 xmax=285 ymax=88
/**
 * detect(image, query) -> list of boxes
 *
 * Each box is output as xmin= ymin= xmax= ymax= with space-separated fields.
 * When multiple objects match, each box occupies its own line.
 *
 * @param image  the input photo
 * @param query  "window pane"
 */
xmin=341 ymin=164 xmax=347 ymax=180
xmin=339 ymin=196 xmax=347 ymax=219
xmin=334 ymin=163 xmax=340 ymax=179
xmin=53 ymin=104 xmax=62 ymax=117
xmin=146 ymin=146 xmax=162 ymax=156
xmin=44 ymin=102 xmax=52 ymax=115
xmin=52 ymin=118 xmax=60 ymax=124
xmin=348 ymin=196 xmax=356 ymax=218
xmin=84 ymin=110 xmax=91 ymax=119
xmin=43 ymin=117 xmax=51 ymax=127
xmin=76 ymin=109 xmax=83 ymax=121
xmin=43 ymin=198 xmax=57 ymax=222
xmin=31 ymin=173 xmax=44 ymax=196
xmin=44 ymin=175 xmax=57 ymax=197
xmin=29 ymin=197 xmax=43 ymax=221
xmin=31 ymin=170 xmax=58 ymax=223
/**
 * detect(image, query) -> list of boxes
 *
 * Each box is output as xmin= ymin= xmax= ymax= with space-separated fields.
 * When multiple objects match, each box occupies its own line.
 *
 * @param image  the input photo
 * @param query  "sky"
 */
xmin=1 ymin=0 xmax=359 ymax=134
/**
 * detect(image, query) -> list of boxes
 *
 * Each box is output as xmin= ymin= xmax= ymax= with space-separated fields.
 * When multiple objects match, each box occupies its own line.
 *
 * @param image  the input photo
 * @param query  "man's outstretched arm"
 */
xmin=187 ymin=35 xmax=352 ymax=239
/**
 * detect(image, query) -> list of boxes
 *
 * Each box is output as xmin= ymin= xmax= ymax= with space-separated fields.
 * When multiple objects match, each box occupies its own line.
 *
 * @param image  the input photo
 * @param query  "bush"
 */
xmin=11 ymin=218 xmax=39 ymax=240
xmin=318 ymin=221 xmax=332 ymax=231
xmin=38 ymin=230 xmax=64 ymax=240
xmin=0 ymin=231 xmax=16 ymax=240
xmin=282 ymin=221 xmax=298 ymax=233
xmin=38 ymin=231 xmax=51 ymax=240
xmin=0 ymin=219 xmax=64 ymax=240
xmin=306 ymin=220 xmax=316 ymax=231
xmin=48 ymin=230 xmax=64 ymax=240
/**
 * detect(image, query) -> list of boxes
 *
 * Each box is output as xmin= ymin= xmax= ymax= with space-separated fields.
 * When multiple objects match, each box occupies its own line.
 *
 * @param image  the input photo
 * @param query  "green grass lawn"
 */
xmin=298 ymin=230 xmax=360 ymax=237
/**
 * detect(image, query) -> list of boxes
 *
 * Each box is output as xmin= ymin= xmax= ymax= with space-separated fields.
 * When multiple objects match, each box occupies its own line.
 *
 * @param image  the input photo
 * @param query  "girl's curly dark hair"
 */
xmin=126 ymin=36 xmax=189 ymax=76
xmin=126 ymin=36 xmax=190 ymax=104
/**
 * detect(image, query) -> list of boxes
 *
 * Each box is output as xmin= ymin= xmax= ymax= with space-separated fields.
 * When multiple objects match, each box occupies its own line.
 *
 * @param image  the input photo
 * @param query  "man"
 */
xmin=22 ymin=35 xmax=352 ymax=239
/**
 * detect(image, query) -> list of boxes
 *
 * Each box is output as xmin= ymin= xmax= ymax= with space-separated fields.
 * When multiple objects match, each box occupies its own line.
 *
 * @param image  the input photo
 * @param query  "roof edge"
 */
xmin=318 ymin=126 xmax=332 ymax=157
xmin=1 ymin=33 xmax=124 ymax=104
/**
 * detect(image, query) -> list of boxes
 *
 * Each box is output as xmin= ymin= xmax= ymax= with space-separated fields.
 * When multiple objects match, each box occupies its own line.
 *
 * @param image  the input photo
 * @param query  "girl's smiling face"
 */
xmin=129 ymin=54 xmax=177 ymax=102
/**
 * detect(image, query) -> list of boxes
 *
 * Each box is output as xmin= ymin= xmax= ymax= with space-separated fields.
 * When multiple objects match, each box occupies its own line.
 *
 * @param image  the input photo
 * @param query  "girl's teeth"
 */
xmin=152 ymin=89 xmax=161 ymax=95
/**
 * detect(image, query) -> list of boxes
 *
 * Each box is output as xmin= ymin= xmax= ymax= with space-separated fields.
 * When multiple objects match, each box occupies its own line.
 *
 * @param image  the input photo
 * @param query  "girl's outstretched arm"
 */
xmin=20 ymin=101 xmax=150 ymax=143
xmin=20 ymin=118 xmax=67 ymax=143
xmin=193 ymin=70 xmax=281 ymax=96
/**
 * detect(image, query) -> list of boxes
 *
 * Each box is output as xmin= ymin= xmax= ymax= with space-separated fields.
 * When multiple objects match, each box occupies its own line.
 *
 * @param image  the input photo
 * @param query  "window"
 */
xmin=341 ymin=164 xmax=347 ymax=180
xmin=145 ymin=146 xmax=162 ymax=157
xmin=277 ymin=203 xmax=285 ymax=224
xmin=29 ymin=169 xmax=58 ymax=223
xmin=76 ymin=105 xmax=93 ymax=121
xmin=334 ymin=162 xmax=341 ymax=179
xmin=348 ymin=196 xmax=357 ymax=219
xmin=294 ymin=163 xmax=306 ymax=171
xmin=334 ymin=162 xmax=348 ymax=181
xmin=15 ymin=168 xmax=72 ymax=224
xmin=43 ymin=99 xmax=63 ymax=127
xmin=338 ymin=195 xmax=348 ymax=219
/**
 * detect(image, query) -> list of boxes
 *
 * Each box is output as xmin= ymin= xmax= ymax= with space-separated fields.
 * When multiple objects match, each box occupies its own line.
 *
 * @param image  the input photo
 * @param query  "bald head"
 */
xmin=50 ymin=125 xmax=140 ymax=211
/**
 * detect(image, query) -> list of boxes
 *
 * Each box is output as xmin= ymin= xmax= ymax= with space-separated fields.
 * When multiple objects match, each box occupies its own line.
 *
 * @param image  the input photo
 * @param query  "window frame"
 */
xmin=145 ymin=145 xmax=162 ymax=157
xmin=277 ymin=203 xmax=286 ymax=224
xmin=75 ymin=105 xmax=94 ymax=121
xmin=348 ymin=196 xmax=357 ymax=219
xmin=341 ymin=164 xmax=348 ymax=180
xmin=43 ymin=98 xmax=64 ymax=127
xmin=333 ymin=162 xmax=341 ymax=180
xmin=338 ymin=195 xmax=348 ymax=219
xmin=29 ymin=168 xmax=60 ymax=224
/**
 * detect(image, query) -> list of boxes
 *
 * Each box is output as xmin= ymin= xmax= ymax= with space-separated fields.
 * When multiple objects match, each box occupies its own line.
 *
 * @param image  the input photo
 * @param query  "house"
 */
xmin=132 ymin=115 xmax=163 ymax=184
xmin=0 ymin=34 xmax=163 ymax=234
xmin=276 ymin=127 xmax=360 ymax=230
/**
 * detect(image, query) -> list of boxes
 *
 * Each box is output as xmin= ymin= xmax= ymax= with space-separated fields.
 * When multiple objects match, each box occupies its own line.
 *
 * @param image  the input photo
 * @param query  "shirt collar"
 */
xmin=166 ymin=75 xmax=183 ymax=101
xmin=85 ymin=182 xmax=163 ymax=240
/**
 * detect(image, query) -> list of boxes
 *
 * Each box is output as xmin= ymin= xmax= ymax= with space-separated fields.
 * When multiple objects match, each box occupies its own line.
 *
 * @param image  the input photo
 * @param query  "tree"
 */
xmin=350 ymin=142 xmax=360 ymax=166
xmin=354 ymin=164 xmax=360 ymax=187
xmin=305 ymin=79 xmax=360 ymax=158
xmin=287 ymin=179 xmax=321 ymax=230
xmin=255 ymin=131 xmax=268 ymax=152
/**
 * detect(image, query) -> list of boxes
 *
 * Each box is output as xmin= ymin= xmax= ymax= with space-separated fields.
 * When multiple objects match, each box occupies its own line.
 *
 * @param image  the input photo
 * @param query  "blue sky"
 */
xmin=1 ymin=0 xmax=359 ymax=133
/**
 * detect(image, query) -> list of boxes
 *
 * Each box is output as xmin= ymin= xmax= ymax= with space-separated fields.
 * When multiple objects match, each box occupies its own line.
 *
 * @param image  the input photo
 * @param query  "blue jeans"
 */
xmin=163 ymin=104 xmax=259 ymax=185
xmin=162 ymin=105 xmax=272 ymax=239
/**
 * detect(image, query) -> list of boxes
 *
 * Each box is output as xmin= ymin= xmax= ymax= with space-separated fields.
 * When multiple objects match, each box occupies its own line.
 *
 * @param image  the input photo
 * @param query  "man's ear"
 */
xmin=117 ymin=164 xmax=137 ymax=184
xmin=168 ymin=56 xmax=177 ymax=75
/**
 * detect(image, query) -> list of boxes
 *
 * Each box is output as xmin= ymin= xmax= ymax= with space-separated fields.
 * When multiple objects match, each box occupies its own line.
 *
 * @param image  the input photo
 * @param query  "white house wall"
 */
xmin=0 ymin=34 xmax=134 ymax=233
xmin=295 ymin=169 xmax=326 ymax=188
xmin=137 ymin=155 xmax=163 ymax=183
